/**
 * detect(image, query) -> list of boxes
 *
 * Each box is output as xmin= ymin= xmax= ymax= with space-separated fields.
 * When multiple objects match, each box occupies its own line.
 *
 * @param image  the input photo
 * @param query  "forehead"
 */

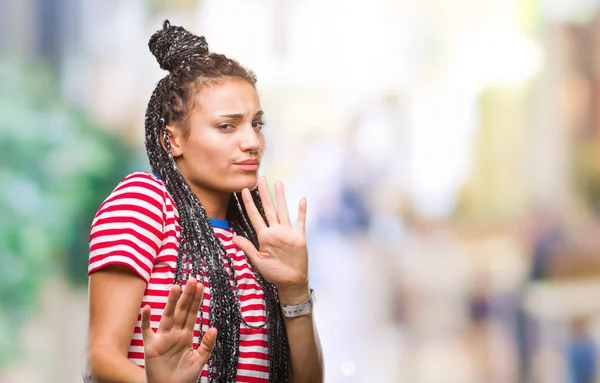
xmin=193 ymin=78 xmax=261 ymax=117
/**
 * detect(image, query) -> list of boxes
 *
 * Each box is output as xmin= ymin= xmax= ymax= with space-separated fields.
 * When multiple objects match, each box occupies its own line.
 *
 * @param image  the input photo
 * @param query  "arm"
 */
xmin=232 ymin=177 xmax=325 ymax=383
xmin=84 ymin=173 xmax=166 ymax=382
xmin=83 ymin=265 xmax=148 ymax=383
xmin=279 ymin=286 xmax=324 ymax=383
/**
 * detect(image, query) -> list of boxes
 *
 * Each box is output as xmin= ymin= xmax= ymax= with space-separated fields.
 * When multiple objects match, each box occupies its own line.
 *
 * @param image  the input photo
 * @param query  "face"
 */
xmin=167 ymin=78 xmax=265 ymax=196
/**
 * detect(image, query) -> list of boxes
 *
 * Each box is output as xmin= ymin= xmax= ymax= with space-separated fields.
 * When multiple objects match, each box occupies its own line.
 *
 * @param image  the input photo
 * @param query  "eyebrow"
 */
xmin=219 ymin=111 xmax=264 ymax=119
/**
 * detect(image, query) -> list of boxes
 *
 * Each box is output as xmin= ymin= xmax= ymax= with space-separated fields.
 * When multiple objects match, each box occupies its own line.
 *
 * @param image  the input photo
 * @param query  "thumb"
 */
xmin=232 ymin=235 xmax=258 ymax=257
xmin=196 ymin=327 xmax=218 ymax=366
xmin=141 ymin=305 xmax=155 ymax=342
xmin=232 ymin=235 xmax=262 ymax=265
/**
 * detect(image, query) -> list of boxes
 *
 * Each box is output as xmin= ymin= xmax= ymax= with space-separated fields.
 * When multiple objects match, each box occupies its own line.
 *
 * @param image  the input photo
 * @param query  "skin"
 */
xmin=84 ymin=78 xmax=323 ymax=383
xmin=166 ymin=78 xmax=267 ymax=220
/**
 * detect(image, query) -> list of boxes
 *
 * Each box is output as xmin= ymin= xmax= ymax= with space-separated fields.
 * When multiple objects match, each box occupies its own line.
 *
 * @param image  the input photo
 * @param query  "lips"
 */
xmin=234 ymin=158 xmax=260 ymax=172
xmin=235 ymin=159 xmax=260 ymax=165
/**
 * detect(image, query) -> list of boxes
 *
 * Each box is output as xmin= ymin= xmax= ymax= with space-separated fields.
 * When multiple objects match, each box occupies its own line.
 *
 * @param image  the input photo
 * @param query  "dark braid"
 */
xmin=228 ymin=193 xmax=290 ymax=380
xmin=144 ymin=20 xmax=289 ymax=382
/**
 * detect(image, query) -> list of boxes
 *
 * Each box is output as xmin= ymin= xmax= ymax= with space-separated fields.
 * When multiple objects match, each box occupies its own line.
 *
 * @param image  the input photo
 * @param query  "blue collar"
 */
xmin=209 ymin=218 xmax=230 ymax=229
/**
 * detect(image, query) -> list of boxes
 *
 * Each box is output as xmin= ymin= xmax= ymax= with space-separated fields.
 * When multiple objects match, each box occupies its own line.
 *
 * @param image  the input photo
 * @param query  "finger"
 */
xmin=158 ymin=283 xmax=180 ymax=332
xmin=257 ymin=177 xmax=279 ymax=226
xmin=232 ymin=236 xmax=270 ymax=276
xmin=141 ymin=305 xmax=155 ymax=342
xmin=184 ymin=283 xmax=204 ymax=331
xmin=295 ymin=197 xmax=307 ymax=235
xmin=274 ymin=181 xmax=291 ymax=226
xmin=242 ymin=188 xmax=267 ymax=231
xmin=173 ymin=277 xmax=197 ymax=328
xmin=232 ymin=235 xmax=261 ymax=265
xmin=196 ymin=327 xmax=218 ymax=366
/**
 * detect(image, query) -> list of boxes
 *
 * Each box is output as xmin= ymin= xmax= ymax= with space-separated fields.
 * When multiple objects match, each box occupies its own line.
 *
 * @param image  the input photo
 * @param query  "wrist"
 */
xmin=277 ymin=283 xmax=310 ymax=305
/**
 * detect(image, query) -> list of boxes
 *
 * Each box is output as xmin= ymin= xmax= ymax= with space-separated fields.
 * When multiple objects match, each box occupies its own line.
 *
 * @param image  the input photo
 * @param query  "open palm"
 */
xmin=142 ymin=277 xmax=217 ymax=383
xmin=232 ymin=177 xmax=309 ymax=290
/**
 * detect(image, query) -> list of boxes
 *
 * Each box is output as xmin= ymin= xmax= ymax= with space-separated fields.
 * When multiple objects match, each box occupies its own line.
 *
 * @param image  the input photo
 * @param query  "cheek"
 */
xmin=186 ymin=136 xmax=228 ymax=171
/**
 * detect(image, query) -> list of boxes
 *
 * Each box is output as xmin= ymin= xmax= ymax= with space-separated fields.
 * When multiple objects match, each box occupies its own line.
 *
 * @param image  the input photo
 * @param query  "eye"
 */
xmin=253 ymin=121 xmax=265 ymax=131
xmin=217 ymin=123 xmax=235 ymax=131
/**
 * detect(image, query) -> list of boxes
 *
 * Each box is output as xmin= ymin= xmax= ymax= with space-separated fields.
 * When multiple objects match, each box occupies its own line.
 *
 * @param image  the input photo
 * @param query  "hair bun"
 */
xmin=148 ymin=20 xmax=209 ymax=72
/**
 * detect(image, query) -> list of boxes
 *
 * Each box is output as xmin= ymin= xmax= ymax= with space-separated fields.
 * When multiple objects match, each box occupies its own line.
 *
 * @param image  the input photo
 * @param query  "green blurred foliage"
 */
xmin=0 ymin=58 xmax=139 ymax=367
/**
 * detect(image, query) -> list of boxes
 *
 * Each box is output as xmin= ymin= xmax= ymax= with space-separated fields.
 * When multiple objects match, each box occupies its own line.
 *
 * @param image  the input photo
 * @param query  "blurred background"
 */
xmin=3 ymin=0 xmax=600 ymax=382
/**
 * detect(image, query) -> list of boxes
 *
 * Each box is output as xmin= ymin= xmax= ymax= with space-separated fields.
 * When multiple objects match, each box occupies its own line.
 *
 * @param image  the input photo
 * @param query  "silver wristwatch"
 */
xmin=281 ymin=289 xmax=316 ymax=318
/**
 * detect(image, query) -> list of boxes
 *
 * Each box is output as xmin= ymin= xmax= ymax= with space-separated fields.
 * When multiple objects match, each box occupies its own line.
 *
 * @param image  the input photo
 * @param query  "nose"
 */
xmin=239 ymin=124 xmax=261 ymax=153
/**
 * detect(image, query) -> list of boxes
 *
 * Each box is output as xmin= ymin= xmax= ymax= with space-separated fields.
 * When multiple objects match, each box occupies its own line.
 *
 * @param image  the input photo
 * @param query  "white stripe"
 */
xmin=147 ymin=282 xmax=177 ymax=292
xmin=239 ymin=344 xmax=269 ymax=354
xmin=240 ymin=310 xmax=267 ymax=318
xmin=129 ymin=357 xmax=144 ymax=366
xmin=235 ymin=369 xmax=269 ymax=378
xmin=235 ymin=272 xmax=260 ymax=281
xmin=121 ymin=172 xmax=162 ymax=187
xmin=94 ymin=210 xmax=163 ymax=232
xmin=148 ymin=269 xmax=177 ymax=280
xmin=237 ymin=298 xmax=265 ymax=306
xmin=90 ymin=244 xmax=154 ymax=270
xmin=156 ymin=248 xmax=178 ymax=258
xmin=89 ymin=256 xmax=150 ymax=281
xmin=128 ymin=345 xmax=144 ymax=354
xmin=91 ymin=222 xmax=161 ymax=250
xmin=111 ymin=183 xmax=163 ymax=201
xmin=140 ymin=295 xmax=169 ymax=304
xmin=131 ymin=332 xmax=144 ymax=341
xmin=98 ymin=197 xmax=163 ymax=220
xmin=213 ymin=227 xmax=233 ymax=237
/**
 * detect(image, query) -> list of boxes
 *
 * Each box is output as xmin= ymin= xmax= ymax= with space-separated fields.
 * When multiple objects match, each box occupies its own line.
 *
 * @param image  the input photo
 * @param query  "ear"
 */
xmin=160 ymin=125 xmax=184 ymax=157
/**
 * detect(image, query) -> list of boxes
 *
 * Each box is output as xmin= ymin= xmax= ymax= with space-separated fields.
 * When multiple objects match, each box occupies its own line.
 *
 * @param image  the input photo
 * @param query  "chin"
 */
xmin=229 ymin=174 xmax=258 ymax=192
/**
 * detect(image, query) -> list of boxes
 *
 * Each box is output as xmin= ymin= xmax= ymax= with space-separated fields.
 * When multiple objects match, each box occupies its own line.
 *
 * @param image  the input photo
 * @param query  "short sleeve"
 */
xmin=88 ymin=173 xmax=166 ymax=283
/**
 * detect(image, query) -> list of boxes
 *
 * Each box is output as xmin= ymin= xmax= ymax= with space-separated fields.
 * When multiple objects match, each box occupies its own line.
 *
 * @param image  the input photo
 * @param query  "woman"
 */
xmin=84 ymin=21 xmax=323 ymax=383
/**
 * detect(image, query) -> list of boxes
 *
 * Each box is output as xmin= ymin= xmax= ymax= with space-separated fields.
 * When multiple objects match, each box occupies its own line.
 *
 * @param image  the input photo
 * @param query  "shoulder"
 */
xmin=114 ymin=172 xmax=165 ymax=192
xmin=110 ymin=172 xmax=167 ymax=200
xmin=96 ymin=172 xmax=168 ymax=217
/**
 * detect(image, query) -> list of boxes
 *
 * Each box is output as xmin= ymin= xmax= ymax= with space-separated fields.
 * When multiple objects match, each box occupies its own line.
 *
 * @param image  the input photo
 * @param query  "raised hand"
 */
xmin=232 ymin=177 xmax=310 ymax=303
xmin=142 ymin=277 xmax=218 ymax=383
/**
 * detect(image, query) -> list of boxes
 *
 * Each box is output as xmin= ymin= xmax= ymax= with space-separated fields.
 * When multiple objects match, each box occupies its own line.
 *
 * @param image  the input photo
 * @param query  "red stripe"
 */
xmin=148 ymin=276 xmax=177 ymax=285
xmin=239 ymin=339 xmax=269 ymax=348
xmin=127 ymin=351 xmax=145 ymax=360
xmin=235 ymin=271 xmax=260 ymax=281
xmin=215 ymin=232 xmax=234 ymax=241
xmin=239 ymin=315 xmax=267 ymax=322
xmin=239 ymin=351 xmax=270 ymax=360
xmin=241 ymin=304 xmax=266 ymax=312
xmin=101 ymin=190 xmax=164 ymax=214
xmin=161 ymin=233 xmax=179 ymax=246
xmin=237 ymin=283 xmax=262 ymax=290
xmin=88 ymin=260 xmax=150 ymax=283
xmin=97 ymin=203 xmax=163 ymax=229
xmin=240 ymin=327 xmax=268 ymax=335
xmin=114 ymin=179 xmax=163 ymax=195
xmin=89 ymin=251 xmax=152 ymax=277
xmin=237 ymin=363 xmax=270 ymax=373
xmin=90 ymin=238 xmax=157 ymax=267
xmin=152 ymin=264 xmax=177 ymax=274
xmin=94 ymin=215 xmax=163 ymax=240
xmin=91 ymin=227 xmax=159 ymax=254
xmin=239 ymin=293 xmax=265 ymax=301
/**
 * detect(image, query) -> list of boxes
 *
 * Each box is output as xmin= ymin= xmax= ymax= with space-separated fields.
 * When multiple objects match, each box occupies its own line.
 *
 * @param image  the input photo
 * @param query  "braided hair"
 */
xmin=144 ymin=20 xmax=289 ymax=382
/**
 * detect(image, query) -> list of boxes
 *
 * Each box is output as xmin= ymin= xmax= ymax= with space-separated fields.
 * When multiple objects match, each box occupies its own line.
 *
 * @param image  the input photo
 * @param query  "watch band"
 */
xmin=281 ymin=289 xmax=316 ymax=318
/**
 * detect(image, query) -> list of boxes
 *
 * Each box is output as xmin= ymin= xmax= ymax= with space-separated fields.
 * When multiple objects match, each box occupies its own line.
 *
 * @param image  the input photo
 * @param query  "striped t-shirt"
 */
xmin=88 ymin=172 xmax=269 ymax=382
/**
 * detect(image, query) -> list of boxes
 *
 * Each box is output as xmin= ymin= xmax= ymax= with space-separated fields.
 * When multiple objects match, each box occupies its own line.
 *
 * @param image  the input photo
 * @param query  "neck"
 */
xmin=187 ymin=183 xmax=231 ymax=220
